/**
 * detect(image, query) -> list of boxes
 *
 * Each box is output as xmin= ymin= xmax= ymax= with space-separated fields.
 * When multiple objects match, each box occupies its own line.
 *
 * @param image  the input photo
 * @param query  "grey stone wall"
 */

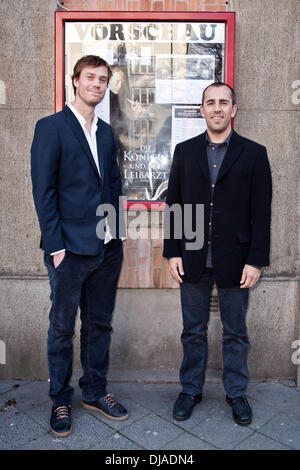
xmin=0 ymin=0 xmax=59 ymax=381
xmin=0 ymin=0 xmax=56 ymax=276
xmin=0 ymin=0 xmax=299 ymax=383
xmin=228 ymin=0 xmax=300 ymax=384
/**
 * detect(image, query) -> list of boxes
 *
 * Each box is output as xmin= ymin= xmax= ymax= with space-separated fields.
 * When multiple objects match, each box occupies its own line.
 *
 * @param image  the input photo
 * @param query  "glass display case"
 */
xmin=56 ymin=12 xmax=235 ymax=208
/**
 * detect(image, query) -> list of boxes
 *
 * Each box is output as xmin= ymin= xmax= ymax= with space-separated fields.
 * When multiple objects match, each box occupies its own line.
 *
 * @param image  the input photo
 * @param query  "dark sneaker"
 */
xmin=226 ymin=395 xmax=252 ymax=426
xmin=50 ymin=405 xmax=72 ymax=437
xmin=173 ymin=392 xmax=202 ymax=421
xmin=82 ymin=394 xmax=128 ymax=421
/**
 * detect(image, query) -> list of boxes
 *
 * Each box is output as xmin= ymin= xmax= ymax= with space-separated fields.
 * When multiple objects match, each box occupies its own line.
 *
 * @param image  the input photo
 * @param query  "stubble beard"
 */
xmin=207 ymin=116 xmax=231 ymax=135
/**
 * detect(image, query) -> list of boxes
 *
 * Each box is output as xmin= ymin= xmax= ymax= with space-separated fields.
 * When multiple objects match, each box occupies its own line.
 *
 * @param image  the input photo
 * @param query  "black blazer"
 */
xmin=31 ymin=106 xmax=122 ymax=255
xmin=163 ymin=130 xmax=272 ymax=287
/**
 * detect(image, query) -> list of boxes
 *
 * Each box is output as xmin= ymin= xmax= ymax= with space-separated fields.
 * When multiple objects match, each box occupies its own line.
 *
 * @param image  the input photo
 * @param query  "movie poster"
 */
xmin=65 ymin=22 xmax=226 ymax=201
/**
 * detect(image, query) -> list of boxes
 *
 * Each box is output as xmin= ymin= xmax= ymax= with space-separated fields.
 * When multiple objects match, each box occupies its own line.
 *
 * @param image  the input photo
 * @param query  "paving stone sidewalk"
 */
xmin=1 ymin=377 xmax=300 ymax=450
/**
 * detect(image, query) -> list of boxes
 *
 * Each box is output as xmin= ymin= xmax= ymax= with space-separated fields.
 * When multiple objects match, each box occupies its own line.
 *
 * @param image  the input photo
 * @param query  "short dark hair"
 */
xmin=202 ymin=82 xmax=236 ymax=105
xmin=71 ymin=55 xmax=112 ymax=96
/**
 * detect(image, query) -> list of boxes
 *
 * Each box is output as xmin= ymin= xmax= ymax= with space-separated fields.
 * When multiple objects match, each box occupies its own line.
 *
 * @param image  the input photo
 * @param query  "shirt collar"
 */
xmin=206 ymin=129 xmax=233 ymax=146
xmin=67 ymin=101 xmax=98 ymax=131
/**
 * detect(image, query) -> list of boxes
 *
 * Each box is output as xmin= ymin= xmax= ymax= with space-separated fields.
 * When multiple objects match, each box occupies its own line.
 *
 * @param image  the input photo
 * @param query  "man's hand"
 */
xmin=168 ymin=257 xmax=184 ymax=283
xmin=53 ymin=251 xmax=65 ymax=269
xmin=240 ymin=264 xmax=261 ymax=288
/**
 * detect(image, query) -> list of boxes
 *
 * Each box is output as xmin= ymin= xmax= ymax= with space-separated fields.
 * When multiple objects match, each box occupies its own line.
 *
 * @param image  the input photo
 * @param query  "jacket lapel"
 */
xmin=196 ymin=132 xmax=210 ymax=183
xmin=216 ymin=130 xmax=246 ymax=183
xmin=62 ymin=106 xmax=101 ymax=180
xmin=96 ymin=119 xmax=106 ymax=187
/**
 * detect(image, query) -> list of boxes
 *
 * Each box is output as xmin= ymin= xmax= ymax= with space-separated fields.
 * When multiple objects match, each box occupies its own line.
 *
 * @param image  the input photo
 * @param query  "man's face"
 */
xmin=200 ymin=85 xmax=237 ymax=135
xmin=73 ymin=65 xmax=109 ymax=106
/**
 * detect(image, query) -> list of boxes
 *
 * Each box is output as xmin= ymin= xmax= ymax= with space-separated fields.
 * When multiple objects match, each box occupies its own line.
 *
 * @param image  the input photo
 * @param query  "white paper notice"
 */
xmin=171 ymin=105 xmax=207 ymax=155
xmin=155 ymin=54 xmax=215 ymax=104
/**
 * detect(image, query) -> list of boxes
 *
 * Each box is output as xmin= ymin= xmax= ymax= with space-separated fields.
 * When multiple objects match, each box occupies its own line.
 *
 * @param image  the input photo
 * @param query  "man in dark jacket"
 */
xmin=31 ymin=56 xmax=128 ymax=437
xmin=163 ymin=82 xmax=272 ymax=425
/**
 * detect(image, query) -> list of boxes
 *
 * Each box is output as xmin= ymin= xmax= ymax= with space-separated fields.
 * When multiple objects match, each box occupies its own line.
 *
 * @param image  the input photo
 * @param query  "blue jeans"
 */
xmin=179 ymin=268 xmax=250 ymax=398
xmin=44 ymin=240 xmax=123 ymax=407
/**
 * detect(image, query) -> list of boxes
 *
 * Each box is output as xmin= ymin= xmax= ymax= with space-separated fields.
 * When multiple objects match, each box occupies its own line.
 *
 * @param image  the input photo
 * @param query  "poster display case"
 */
xmin=55 ymin=12 xmax=235 ymax=208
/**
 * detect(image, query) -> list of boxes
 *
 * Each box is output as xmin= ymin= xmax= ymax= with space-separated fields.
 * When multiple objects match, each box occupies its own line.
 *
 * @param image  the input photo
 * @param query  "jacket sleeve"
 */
xmin=109 ymin=127 xmax=124 ymax=239
xmin=163 ymin=144 xmax=183 ymax=259
xmin=109 ymin=128 xmax=122 ymax=209
xmin=246 ymin=146 xmax=272 ymax=267
xmin=31 ymin=119 xmax=65 ymax=254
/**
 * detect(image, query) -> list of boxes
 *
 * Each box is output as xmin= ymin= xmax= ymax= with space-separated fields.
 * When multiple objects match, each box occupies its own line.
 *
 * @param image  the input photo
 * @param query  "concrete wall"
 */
xmin=229 ymin=0 xmax=300 ymax=384
xmin=0 ymin=0 xmax=299 ymax=383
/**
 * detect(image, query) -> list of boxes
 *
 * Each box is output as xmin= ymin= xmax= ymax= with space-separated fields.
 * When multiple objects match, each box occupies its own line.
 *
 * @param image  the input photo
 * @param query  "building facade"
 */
xmin=0 ymin=0 xmax=299 ymax=384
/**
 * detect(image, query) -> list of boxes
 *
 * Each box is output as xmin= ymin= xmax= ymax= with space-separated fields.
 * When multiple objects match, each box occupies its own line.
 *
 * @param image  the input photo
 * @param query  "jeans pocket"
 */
xmin=54 ymin=251 xmax=68 ymax=272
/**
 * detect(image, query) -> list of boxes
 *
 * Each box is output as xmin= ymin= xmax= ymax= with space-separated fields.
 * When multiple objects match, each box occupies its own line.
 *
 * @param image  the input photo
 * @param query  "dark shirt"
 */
xmin=206 ymin=130 xmax=232 ymax=267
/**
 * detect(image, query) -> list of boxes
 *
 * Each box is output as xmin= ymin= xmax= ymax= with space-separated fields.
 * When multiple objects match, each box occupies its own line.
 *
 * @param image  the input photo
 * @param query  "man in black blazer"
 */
xmin=31 ymin=56 xmax=128 ymax=437
xmin=163 ymin=82 xmax=272 ymax=425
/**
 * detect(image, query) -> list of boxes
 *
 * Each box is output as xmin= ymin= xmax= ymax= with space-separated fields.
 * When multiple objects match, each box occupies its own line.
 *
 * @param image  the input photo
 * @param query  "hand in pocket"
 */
xmin=53 ymin=251 xmax=66 ymax=269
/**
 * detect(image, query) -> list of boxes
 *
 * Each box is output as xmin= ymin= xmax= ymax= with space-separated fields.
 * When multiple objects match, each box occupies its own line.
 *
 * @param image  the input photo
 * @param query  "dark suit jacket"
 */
xmin=163 ymin=130 xmax=272 ymax=287
xmin=31 ymin=105 xmax=122 ymax=255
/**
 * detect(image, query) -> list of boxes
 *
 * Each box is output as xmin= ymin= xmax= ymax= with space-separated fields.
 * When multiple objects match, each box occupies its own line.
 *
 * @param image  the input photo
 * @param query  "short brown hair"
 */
xmin=71 ymin=55 xmax=112 ymax=95
xmin=202 ymin=82 xmax=236 ymax=105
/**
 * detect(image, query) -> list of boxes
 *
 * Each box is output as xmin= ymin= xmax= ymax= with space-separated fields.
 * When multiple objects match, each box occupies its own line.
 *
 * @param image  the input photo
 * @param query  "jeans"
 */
xmin=179 ymin=268 xmax=250 ymax=398
xmin=44 ymin=240 xmax=123 ymax=407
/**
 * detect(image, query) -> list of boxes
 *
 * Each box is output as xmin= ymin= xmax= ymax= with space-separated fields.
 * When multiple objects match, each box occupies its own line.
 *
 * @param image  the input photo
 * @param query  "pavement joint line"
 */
xmin=246 ymin=391 xmax=300 ymax=410
xmin=83 ymin=406 xmax=153 ymax=431
xmin=230 ymin=428 xmax=261 ymax=450
xmin=25 ymin=431 xmax=70 ymax=450
xmin=151 ymin=407 xmax=210 ymax=431
xmin=114 ymin=430 xmax=147 ymax=450
xmin=254 ymin=410 xmax=300 ymax=444
xmin=116 ymin=423 xmax=188 ymax=451
xmin=96 ymin=410 xmax=195 ymax=450
xmin=156 ymin=430 xmax=188 ymax=451
xmin=152 ymin=430 xmax=184 ymax=450
xmin=186 ymin=419 xmax=246 ymax=447
xmin=178 ymin=429 xmax=221 ymax=450
xmin=253 ymin=428 xmax=296 ymax=451
xmin=21 ymin=408 xmax=51 ymax=432
xmin=109 ymin=427 xmax=148 ymax=450
xmin=93 ymin=420 xmax=149 ymax=450
xmin=249 ymin=408 xmax=284 ymax=428
xmin=246 ymin=396 xmax=299 ymax=413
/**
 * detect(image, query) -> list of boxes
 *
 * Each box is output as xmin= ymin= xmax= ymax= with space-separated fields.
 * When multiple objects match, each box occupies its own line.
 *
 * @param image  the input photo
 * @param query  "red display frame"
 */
xmin=55 ymin=11 xmax=235 ymax=210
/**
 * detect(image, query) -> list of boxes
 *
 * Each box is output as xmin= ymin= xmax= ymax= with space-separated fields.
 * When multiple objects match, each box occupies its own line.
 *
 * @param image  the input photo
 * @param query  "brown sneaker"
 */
xmin=50 ymin=405 xmax=72 ymax=437
xmin=82 ymin=394 xmax=128 ymax=421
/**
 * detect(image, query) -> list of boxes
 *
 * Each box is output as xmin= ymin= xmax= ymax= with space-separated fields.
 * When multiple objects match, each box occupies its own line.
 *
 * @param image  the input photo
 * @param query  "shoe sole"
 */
xmin=233 ymin=418 xmax=252 ymax=426
xmin=173 ymin=413 xmax=191 ymax=421
xmin=50 ymin=426 xmax=72 ymax=438
xmin=81 ymin=401 xmax=129 ymax=421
